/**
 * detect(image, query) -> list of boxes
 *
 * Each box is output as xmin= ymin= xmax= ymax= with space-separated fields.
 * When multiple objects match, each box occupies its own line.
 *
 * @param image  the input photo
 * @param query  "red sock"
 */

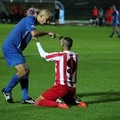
xmin=35 ymin=99 xmax=58 ymax=107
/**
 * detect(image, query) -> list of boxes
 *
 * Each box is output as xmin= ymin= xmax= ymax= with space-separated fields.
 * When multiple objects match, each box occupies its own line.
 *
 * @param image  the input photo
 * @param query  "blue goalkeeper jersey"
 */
xmin=3 ymin=16 xmax=36 ymax=52
xmin=112 ymin=9 xmax=119 ymax=26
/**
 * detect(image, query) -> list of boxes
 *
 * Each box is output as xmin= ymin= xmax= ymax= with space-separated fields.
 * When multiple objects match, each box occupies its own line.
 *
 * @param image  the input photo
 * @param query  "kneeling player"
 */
xmin=34 ymin=36 xmax=87 ymax=109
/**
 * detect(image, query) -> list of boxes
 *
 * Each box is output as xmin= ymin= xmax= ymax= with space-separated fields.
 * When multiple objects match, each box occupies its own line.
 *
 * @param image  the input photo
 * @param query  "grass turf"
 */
xmin=0 ymin=24 xmax=120 ymax=120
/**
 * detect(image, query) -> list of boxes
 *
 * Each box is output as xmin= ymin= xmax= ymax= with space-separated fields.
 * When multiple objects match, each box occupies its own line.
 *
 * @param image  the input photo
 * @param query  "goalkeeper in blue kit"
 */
xmin=2 ymin=9 xmax=56 ymax=104
xmin=109 ymin=5 xmax=120 ymax=38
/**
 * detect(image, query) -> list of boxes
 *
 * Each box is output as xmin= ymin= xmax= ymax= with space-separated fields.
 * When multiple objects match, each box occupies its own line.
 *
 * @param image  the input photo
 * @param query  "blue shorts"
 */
xmin=112 ymin=21 xmax=118 ymax=27
xmin=2 ymin=45 xmax=26 ymax=67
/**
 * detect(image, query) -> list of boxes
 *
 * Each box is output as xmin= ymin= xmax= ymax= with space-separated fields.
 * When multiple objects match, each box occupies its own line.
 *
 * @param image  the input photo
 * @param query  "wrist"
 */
xmin=36 ymin=42 xmax=40 ymax=45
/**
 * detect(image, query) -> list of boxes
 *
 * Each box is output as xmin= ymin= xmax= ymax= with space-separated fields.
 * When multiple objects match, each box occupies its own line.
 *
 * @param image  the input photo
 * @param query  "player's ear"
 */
xmin=59 ymin=36 xmax=64 ymax=40
xmin=59 ymin=39 xmax=63 ymax=47
xmin=62 ymin=40 xmax=65 ymax=47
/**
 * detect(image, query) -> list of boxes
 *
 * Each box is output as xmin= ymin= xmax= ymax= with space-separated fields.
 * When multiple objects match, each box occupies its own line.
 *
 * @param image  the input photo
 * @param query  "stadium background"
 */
xmin=1 ymin=1 xmax=120 ymax=120
xmin=0 ymin=0 xmax=120 ymax=21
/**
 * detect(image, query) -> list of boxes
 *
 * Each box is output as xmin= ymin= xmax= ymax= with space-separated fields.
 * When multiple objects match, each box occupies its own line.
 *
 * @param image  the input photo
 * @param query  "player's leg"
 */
xmin=2 ymin=63 xmax=29 ymax=103
xmin=63 ymin=87 xmax=87 ymax=108
xmin=75 ymin=96 xmax=87 ymax=108
xmin=115 ymin=26 xmax=120 ymax=37
xmin=35 ymin=96 xmax=69 ymax=109
xmin=15 ymin=63 xmax=34 ymax=104
xmin=2 ymin=73 xmax=20 ymax=103
xmin=2 ymin=46 xmax=34 ymax=103
xmin=35 ymin=85 xmax=69 ymax=108
xmin=109 ymin=26 xmax=115 ymax=37
xmin=62 ymin=87 xmax=76 ymax=105
xmin=2 ymin=63 xmax=34 ymax=104
xmin=1 ymin=47 xmax=23 ymax=103
xmin=35 ymin=95 xmax=58 ymax=107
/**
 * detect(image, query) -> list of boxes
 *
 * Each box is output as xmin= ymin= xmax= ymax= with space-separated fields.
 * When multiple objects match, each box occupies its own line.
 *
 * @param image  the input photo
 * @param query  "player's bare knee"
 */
xmin=17 ymin=69 xmax=30 ymax=78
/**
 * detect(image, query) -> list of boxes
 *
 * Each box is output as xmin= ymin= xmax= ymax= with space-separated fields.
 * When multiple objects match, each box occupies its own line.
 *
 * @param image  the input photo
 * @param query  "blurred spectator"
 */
xmin=109 ymin=5 xmax=120 ymax=38
xmin=26 ymin=4 xmax=40 ymax=17
xmin=105 ymin=7 xmax=113 ymax=26
xmin=54 ymin=6 xmax=60 ymax=25
xmin=92 ymin=6 xmax=99 ymax=26
xmin=0 ymin=0 xmax=9 ymax=23
xmin=7 ymin=4 xmax=22 ymax=23
xmin=19 ymin=10 xmax=26 ymax=20
xmin=59 ymin=7 xmax=65 ymax=25
xmin=98 ymin=8 xmax=104 ymax=26
xmin=12 ymin=4 xmax=20 ymax=22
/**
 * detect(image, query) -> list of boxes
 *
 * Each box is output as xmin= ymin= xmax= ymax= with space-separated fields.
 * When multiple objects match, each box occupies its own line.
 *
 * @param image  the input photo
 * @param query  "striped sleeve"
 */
xmin=45 ymin=52 xmax=65 ymax=61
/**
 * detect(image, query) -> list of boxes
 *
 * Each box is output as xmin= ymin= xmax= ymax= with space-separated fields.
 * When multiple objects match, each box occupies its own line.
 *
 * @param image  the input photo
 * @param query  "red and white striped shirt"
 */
xmin=45 ymin=51 xmax=78 ymax=88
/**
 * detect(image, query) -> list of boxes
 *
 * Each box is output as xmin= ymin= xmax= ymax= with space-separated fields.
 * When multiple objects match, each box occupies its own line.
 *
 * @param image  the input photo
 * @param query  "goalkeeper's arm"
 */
xmin=36 ymin=42 xmax=47 ymax=58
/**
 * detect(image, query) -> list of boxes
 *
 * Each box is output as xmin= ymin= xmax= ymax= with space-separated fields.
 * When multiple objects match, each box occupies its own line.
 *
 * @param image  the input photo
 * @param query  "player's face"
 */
xmin=59 ymin=38 xmax=64 ymax=50
xmin=37 ymin=15 xmax=49 ymax=25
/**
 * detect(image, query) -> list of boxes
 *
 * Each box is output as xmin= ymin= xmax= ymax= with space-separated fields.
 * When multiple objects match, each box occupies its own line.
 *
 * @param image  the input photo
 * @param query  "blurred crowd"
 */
xmin=0 ymin=1 xmax=64 ymax=25
xmin=0 ymin=1 xmax=120 ymax=26
xmin=90 ymin=6 xmax=120 ymax=26
xmin=0 ymin=2 xmax=26 ymax=23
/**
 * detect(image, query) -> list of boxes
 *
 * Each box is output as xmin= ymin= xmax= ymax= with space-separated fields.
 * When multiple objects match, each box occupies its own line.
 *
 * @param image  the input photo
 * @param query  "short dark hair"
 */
xmin=59 ymin=36 xmax=64 ymax=40
xmin=64 ymin=37 xmax=73 ymax=48
xmin=59 ymin=36 xmax=73 ymax=49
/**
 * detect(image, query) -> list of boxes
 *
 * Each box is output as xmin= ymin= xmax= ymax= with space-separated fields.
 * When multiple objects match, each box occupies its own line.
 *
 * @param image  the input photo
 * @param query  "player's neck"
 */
xmin=63 ymin=47 xmax=70 ymax=51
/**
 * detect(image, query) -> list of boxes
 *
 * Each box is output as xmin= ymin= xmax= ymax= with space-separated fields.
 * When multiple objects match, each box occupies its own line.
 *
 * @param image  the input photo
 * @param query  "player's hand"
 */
xmin=48 ymin=32 xmax=56 ymax=39
xmin=33 ymin=37 xmax=39 ymax=42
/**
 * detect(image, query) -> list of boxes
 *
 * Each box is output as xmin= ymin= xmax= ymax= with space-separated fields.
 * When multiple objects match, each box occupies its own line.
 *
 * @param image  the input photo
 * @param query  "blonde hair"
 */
xmin=38 ymin=9 xmax=51 ymax=18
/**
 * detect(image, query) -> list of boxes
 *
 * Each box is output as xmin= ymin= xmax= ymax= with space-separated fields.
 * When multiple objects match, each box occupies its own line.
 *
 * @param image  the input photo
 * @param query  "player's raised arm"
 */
xmin=31 ymin=30 xmax=56 ymax=39
xmin=36 ymin=40 xmax=47 ymax=58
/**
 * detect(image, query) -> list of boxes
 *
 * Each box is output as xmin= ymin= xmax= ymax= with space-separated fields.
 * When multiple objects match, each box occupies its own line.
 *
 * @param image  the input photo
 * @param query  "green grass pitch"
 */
xmin=0 ymin=24 xmax=120 ymax=120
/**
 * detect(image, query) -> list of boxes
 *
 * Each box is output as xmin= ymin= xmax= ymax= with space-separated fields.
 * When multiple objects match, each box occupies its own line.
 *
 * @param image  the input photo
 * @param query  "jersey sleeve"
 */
xmin=25 ymin=16 xmax=36 ymax=32
xmin=36 ymin=42 xmax=47 ymax=58
xmin=45 ymin=52 xmax=63 ymax=61
xmin=36 ymin=42 xmax=63 ymax=61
